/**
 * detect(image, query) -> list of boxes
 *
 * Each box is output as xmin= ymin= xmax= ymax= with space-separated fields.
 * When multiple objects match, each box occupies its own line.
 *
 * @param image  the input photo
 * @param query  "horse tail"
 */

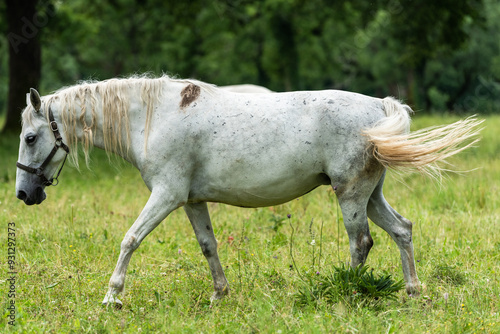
xmin=364 ymin=97 xmax=484 ymax=178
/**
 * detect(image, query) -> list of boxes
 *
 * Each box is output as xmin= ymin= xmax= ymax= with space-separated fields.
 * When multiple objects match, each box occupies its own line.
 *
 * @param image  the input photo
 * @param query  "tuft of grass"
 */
xmin=430 ymin=264 xmax=466 ymax=286
xmin=296 ymin=264 xmax=405 ymax=309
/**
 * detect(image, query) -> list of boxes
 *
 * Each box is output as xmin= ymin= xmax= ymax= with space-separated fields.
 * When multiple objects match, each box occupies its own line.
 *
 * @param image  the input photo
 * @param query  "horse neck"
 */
xmin=53 ymin=87 xmax=143 ymax=167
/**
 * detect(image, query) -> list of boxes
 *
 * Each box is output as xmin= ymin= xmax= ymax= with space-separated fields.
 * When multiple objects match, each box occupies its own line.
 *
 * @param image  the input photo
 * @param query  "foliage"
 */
xmin=2 ymin=0 xmax=500 ymax=124
xmin=295 ymin=264 xmax=405 ymax=309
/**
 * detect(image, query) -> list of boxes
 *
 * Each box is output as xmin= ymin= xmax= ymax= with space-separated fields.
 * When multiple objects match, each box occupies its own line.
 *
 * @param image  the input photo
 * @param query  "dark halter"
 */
xmin=16 ymin=108 xmax=70 ymax=186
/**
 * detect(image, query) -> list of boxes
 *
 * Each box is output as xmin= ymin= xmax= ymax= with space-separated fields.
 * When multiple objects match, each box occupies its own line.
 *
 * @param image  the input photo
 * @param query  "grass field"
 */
xmin=1 ymin=114 xmax=499 ymax=333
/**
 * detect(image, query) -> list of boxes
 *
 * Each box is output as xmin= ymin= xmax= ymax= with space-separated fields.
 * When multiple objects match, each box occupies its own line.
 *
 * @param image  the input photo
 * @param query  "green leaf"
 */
xmin=45 ymin=282 xmax=60 ymax=289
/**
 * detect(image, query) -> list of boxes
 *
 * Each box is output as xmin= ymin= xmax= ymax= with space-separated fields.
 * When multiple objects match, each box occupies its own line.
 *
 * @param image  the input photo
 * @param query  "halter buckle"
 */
xmin=50 ymin=121 xmax=58 ymax=132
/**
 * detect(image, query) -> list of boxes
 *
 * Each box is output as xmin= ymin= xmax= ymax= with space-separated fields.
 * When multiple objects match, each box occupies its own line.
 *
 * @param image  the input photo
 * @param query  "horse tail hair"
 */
xmin=364 ymin=97 xmax=484 ymax=178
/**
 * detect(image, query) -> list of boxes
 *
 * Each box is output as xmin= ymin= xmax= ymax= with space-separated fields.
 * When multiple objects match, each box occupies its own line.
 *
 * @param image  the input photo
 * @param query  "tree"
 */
xmin=2 ymin=0 xmax=490 ymax=118
xmin=3 ymin=0 xmax=43 ymax=134
xmin=386 ymin=0 xmax=484 ymax=108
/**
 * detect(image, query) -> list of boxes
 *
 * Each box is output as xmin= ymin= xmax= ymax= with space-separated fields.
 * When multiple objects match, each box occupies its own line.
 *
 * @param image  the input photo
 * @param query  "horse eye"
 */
xmin=25 ymin=135 xmax=37 ymax=144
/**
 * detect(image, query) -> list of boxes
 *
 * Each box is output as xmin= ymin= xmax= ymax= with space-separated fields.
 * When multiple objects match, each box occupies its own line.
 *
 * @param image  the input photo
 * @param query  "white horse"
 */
xmin=15 ymin=75 xmax=482 ymax=307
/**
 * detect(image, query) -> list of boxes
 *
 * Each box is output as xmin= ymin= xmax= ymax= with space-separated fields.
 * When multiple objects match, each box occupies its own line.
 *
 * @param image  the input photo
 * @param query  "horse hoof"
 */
xmin=210 ymin=285 xmax=230 ymax=302
xmin=210 ymin=293 xmax=225 ymax=302
xmin=102 ymin=295 xmax=123 ymax=309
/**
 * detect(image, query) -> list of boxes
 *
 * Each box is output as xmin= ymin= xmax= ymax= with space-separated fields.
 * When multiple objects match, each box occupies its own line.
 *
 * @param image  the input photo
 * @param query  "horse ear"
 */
xmin=30 ymin=88 xmax=41 ymax=112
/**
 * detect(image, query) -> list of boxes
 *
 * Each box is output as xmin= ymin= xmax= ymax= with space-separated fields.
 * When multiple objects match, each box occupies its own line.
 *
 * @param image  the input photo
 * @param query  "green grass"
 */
xmin=1 ymin=114 xmax=499 ymax=333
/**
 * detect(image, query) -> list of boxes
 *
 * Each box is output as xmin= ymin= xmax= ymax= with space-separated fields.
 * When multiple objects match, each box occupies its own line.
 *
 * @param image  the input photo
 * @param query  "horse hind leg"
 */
xmin=367 ymin=172 xmax=420 ymax=295
xmin=335 ymin=185 xmax=374 ymax=268
xmin=184 ymin=202 xmax=229 ymax=301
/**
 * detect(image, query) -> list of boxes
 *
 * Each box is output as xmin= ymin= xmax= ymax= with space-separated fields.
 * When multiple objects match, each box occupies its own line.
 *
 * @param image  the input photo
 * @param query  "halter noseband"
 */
xmin=16 ymin=108 xmax=70 ymax=186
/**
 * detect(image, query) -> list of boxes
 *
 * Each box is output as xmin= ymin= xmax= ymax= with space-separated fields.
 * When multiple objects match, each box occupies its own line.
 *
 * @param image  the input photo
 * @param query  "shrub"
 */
xmin=296 ymin=264 xmax=405 ymax=309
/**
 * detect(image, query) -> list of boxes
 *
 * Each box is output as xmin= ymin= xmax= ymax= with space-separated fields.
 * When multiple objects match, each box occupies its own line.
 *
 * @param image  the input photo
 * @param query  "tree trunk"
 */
xmin=270 ymin=11 xmax=299 ymax=91
xmin=3 ymin=0 xmax=41 ymax=134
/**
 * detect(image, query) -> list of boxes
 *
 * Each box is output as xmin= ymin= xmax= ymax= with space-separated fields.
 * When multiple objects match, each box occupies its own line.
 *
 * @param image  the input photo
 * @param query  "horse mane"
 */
xmin=24 ymin=75 xmax=216 ymax=169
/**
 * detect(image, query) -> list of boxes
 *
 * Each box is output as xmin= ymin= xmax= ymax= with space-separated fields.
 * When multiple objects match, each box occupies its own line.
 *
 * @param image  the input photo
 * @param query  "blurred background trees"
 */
xmin=2 ymin=0 xmax=499 ymax=133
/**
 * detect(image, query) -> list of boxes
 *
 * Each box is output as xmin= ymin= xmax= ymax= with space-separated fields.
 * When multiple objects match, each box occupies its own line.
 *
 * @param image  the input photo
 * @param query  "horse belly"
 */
xmin=192 ymin=166 xmax=330 ymax=207
xmin=189 ymin=130 xmax=331 ymax=207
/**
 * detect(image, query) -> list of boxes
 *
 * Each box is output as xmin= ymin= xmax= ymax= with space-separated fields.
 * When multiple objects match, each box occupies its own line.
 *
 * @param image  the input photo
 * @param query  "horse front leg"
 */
xmin=102 ymin=188 xmax=185 ymax=307
xmin=184 ymin=202 xmax=229 ymax=301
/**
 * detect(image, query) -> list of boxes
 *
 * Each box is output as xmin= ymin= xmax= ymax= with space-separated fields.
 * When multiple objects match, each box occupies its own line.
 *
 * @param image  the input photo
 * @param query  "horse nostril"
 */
xmin=35 ymin=187 xmax=46 ymax=204
xmin=17 ymin=190 xmax=27 ymax=201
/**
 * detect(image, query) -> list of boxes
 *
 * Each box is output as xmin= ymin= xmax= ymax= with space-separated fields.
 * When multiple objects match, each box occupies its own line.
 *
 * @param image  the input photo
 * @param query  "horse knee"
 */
xmin=199 ymin=238 xmax=217 ymax=258
xmin=121 ymin=234 xmax=139 ymax=252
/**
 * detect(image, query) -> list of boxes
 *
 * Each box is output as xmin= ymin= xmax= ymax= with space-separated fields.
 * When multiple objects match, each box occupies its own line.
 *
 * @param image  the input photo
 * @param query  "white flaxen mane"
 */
xmin=23 ymin=75 xmax=216 ymax=168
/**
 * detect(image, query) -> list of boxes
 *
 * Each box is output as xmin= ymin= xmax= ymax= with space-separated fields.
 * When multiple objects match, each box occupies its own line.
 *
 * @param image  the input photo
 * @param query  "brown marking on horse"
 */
xmin=180 ymin=84 xmax=201 ymax=110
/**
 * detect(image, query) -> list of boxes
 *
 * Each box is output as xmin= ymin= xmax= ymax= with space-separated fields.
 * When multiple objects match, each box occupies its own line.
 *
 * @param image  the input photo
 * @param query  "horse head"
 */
xmin=16 ymin=88 xmax=69 ymax=205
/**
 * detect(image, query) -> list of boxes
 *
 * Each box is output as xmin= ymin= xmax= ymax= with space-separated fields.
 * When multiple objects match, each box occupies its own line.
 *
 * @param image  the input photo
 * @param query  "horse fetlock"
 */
xmin=406 ymin=281 xmax=421 ymax=297
xmin=108 ymin=277 xmax=125 ymax=294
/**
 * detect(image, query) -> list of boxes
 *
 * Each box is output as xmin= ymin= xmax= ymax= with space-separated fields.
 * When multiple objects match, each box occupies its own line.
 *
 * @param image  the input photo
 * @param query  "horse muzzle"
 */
xmin=16 ymin=186 xmax=46 ymax=205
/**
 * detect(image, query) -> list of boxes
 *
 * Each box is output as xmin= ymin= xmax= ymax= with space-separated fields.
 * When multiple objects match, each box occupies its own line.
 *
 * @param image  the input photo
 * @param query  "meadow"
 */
xmin=1 ymin=114 xmax=499 ymax=333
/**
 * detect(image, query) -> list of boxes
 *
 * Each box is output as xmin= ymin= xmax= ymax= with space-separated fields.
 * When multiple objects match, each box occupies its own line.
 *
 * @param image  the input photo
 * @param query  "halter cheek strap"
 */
xmin=16 ymin=108 xmax=70 ymax=186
